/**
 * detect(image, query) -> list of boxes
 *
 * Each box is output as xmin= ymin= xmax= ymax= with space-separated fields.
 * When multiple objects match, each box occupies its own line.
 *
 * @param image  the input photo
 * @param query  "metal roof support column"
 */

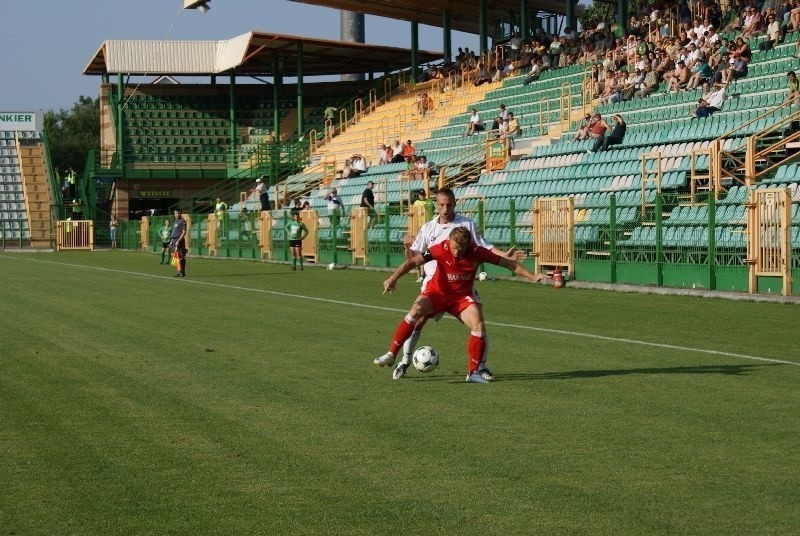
xmin=565 ymin=0 xmax=576 ymax=32
xmin=117 ymin=74 xmax=124 ymax=169
xmin=442 ymin=11 xmax=452 ymax=63
xmin=479 ymin=0 xmax=487 ymax=56
xmin=273 ymin=52 xmax=281 ymax=145
xmin=411 ymin=20 xmax=419 ymax=84
xmin=520 ymin=0 xmax=529 ymax=41
xmin=229 ymin=75 xmax=237 ymax=168
xmin=296 ymin=42 xmax=304 ymax=138
xmin=617 ymin=0 xmax=629 ymax=36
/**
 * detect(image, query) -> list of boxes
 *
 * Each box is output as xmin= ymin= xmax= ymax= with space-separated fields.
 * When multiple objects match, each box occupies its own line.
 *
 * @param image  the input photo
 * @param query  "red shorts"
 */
xmin=421 ymin=290 xmax=480 ymax=318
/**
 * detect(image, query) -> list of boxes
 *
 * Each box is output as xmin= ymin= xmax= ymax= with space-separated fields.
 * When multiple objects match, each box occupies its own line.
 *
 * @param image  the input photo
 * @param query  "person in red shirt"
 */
xmin=377 ymin=227 xmax=543 ymax=383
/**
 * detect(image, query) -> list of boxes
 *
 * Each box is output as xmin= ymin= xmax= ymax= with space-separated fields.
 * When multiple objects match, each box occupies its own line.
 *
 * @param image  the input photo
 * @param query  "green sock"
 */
xmin=298 ymin=257 xmax=303 ymax=268
xmin=292 ymin=257 xmax=297 ymax=268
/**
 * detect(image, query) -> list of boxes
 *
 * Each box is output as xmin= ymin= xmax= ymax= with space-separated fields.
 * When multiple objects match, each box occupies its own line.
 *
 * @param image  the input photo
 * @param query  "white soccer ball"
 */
xmin=412 ymin=346 xmax=439 ymax=373
xmin=327 ymin=263 xmax=335 ymax=270
xmin=478 ymin=271 xmax=488 ymax=281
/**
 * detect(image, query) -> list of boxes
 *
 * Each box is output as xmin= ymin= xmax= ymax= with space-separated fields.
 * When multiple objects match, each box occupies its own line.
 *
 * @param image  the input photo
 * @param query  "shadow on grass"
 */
xmin=412 ymin=363 xmax=779 ymax=382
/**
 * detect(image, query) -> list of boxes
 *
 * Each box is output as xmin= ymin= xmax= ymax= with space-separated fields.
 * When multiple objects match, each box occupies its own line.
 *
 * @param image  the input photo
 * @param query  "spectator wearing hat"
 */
xmin=253 ymin=176 xmax=270 ymax=212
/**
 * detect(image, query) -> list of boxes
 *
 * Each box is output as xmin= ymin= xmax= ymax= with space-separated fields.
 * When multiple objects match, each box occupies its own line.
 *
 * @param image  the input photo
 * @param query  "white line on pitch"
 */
xmin=5 ymin=255 xmax=799 ymax=367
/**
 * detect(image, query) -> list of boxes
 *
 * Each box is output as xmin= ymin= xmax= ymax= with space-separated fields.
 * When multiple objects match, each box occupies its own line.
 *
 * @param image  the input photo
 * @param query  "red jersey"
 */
xmin=423 ymin=240 xmax=501 ymax=295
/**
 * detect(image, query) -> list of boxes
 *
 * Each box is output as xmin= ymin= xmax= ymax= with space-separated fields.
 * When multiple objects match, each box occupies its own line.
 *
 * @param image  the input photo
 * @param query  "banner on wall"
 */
xmin=0 ymin=112 xmax=39 ymax=131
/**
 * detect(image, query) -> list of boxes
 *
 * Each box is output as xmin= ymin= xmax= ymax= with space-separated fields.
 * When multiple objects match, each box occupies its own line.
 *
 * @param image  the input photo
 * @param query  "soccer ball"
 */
xmin=412 ymin=346 xmax=439 ymax=373
xmin=327 ymin=263 xmax=335 ymax=270
xmin=478 ymin=271 xmax=488 ymax=281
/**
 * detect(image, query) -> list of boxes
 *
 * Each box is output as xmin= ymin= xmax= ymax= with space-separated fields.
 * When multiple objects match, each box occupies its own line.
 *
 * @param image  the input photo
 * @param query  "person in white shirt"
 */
xmin=465 ymin=108 xmax=484 ymax=135
xmin=692 ymin=85 xmax=726 ymax=118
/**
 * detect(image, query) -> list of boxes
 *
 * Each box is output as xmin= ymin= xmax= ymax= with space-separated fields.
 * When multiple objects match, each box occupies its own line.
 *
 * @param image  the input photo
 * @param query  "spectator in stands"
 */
xmin=686 ymin=56 xmax=713 ymax=90
xmin=588 ymin=114 xmax=626 ymax=153
xmin=791 ymin=2 xmax=800 ymax=32
xmin=71 ymin=198 xmax=83 ymax=220
xmin=465 ymin=108 xmax=485 ymax=136
xmin=253 ymin=177 xmax=270 ymax=211
xmin=473 ymin=63 xmax=492 ymax=86
xmin=666 ymin=60 xmax=691 ymax=93
xmin=240 ymin=207 xmax=252 ymax=240
xmin=490 ymin=104 xmax=509 ymax=131
xmin=760 ymin=13 xmax=783 ymax=50
xmin=361 ymin=181 xmax=376 ymax=228
xmin=573 ymin=114 xmax=593 ymax=141
xmin=691 ymin=84 xmax=726 ymax=118
xmin=378 ymin=144 xmax=390 ymax=165
xmin=215 ymin=197 xmax=227 ymax=229
xmin=326 ymin=188 xmax=343 ymax=228
xmin=390 ymin=140 xmax=404 ymax=163
xmin=290 ymin=199 xmax=303 ymax=215
xmin=522 ymin=58 xmax=542 ymax=86
xmin=587 ymin=113 xmax=607 ymax=141
xmin=505 ymin=112 xmax=522 ymax=149
xmin=402 ymin=140 xmax=416 ymax=162
xmin=341 ymin=154 xmax=367 ymax=179
xmin=740 ymin=7 xmax=762 ymax=39
xmin=723 ymin=51 xmax=749 ymax=84
xmin=787 ymin=71 xmax=800 ymax=102
xmin=634 ymin=63 xmax=660 ymax=98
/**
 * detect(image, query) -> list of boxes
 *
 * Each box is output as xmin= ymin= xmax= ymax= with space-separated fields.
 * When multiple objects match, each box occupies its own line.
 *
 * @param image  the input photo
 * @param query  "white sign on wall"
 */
xmin=0 ymin=112 xmax=38 ymax=131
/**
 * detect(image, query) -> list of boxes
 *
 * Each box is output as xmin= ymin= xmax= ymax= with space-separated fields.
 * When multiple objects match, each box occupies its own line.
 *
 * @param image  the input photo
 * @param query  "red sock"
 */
xmin=388 ymin=317 xmax=416 ymax=356
xmin=468 ymin=332 xmax=486 ymax=374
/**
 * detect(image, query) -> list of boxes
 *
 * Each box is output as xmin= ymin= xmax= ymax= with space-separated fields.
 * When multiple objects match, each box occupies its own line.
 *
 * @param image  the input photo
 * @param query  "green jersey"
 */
xmin=159 ymin=225 xmax=171 ymax=242
xmin=285 ymin=220 xmax=307 ymax=240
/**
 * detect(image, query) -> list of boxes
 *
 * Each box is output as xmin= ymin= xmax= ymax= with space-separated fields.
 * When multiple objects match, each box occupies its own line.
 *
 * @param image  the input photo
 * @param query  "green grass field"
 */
xmin=1 ymin=251 xmax=798 ymax=535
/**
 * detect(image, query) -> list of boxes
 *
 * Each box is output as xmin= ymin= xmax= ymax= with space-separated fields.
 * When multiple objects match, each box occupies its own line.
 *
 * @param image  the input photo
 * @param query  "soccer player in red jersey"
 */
xmin=377 ymin=227 xmax=543 ymax=383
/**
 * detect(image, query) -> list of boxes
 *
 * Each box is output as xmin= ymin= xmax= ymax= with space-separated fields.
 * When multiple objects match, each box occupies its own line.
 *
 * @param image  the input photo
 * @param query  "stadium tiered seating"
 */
xmin=0 ymin=131 xmax=30 ymax=241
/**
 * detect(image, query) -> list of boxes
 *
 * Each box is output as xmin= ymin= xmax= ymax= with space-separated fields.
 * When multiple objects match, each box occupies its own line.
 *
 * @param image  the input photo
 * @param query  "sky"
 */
xmin=0 ymin=0 xmax=479 ymax=113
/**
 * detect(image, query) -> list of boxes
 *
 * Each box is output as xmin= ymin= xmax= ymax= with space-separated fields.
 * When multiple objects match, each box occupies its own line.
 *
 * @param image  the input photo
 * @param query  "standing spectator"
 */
xmin=361 ymin=180 xmax=376 ymax=228
xmin=588 ymin=114 xmax=626 ymax=153
xmin=239 ymin=207 xmax=252 ymax=240
xmin=290 ymin=198 xmax=303 ymax=215
xmin=505 ymin=112 xmax=522 ymax=148
xmin=285 ymin=212 xmax=308 ymax=271
xmin=159 ymin=218 xmax=171 ymax=264
xmin=323 ymin=105 xmax=337 ymax=136
xmin=71 ymin=198 xmax=83 ymax=220
xmin=170 ymin=208 xmax=187 ymax=278
xmin=253 ymin=177 xmax=270 ymax=212
xmin=465 ymin=108 xmax=484 ymax=136
xmin=214 ymin=197 xmax=227 ymax=229
xmin=326 ymin=188 xmax=343 ymax=228
xmin=109 ymin=214 xmax=118 ymax=249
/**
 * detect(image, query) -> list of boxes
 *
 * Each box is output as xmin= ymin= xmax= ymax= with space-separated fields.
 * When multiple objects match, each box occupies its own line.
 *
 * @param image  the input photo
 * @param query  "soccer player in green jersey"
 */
xmin=285 ymin=212 xmax=308 ymax=271
xmin=159 ymin=219 xmax=171 ymax=264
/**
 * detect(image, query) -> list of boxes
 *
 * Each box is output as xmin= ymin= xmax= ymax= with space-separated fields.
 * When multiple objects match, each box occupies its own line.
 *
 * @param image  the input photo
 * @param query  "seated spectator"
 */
xmin=377 ymin=144 xmax=390 ymax=165
xmin=587 ymin=113 xmax=607 ymax=140
xmin=686 ymin=56 xmax=713 ymax=90
xmin=588 ymin=114 xmax=626 ymax=153
xmin=341 ymin=154 xmax=367 ymax=179
xmin=473 ymin=63 xmax=492 ymax=86
xmin=691 ymin=84 xmax=726 ymax=118
xmin=723 ymin=52 xmax=749 ymax=84
xmin=390 ymin=139 xmax=404 ymax=163
xmin=522 ymin=58 xmax=541 ymax=86
xmin=573 ymin=114 xmax=592 ymax=141
xmin=634 ymin=64 xmax=660 ymax=99
xmin=740 ymin=7 xmax=762 ymax=39
xmin=401 ymin=140 xmax=415 ymax=161
xmin=759 ymin=13 xmax=783 ymax=51
xmin=666 ymin=60 xmax=691 ymax=93
xmin=465 ymin=108 xmax=484 ymax=136
xmin=787 ymin=71 xmax=800 ymax=102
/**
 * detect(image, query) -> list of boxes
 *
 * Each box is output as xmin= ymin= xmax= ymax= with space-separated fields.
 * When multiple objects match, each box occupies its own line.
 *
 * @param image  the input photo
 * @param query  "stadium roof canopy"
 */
xmin=290 ymin=0 xmax=569 ymax=37
xmin=83 ymin=31 xmax=442 ymax=77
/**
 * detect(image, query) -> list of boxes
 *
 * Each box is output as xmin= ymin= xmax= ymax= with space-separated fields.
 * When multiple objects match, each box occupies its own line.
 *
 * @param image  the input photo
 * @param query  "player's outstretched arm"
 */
xmin=497 ymin=256 xmax=544 ymax=283
xmin=383 ymin=253 xmax=426 ymax=294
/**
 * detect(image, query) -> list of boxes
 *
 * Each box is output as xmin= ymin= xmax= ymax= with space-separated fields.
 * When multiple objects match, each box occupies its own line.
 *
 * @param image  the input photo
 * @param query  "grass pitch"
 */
xmin=1 ymin=251 xmax=798 ymax=535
